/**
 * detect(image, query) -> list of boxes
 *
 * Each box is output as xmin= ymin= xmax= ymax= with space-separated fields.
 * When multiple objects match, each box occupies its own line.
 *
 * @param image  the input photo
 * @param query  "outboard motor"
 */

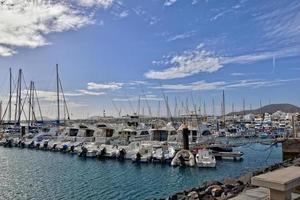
xmin=97 ymin=148 xmax=106 ymax=159
xmin=28 ymin=141 xmax=35 ymax=149
xmin=52 ymin=144 xmax=57 ymax=151
xmin=18 ymin=140 xmax=22 ymax=147
xmin=117 ymin=149 xmax=126 ymax=160
xmin=43 ymin=141 xmax=48 ymax=150
xmin=4 ymin=139 xmax=13 ymax=148
xmin=135 ymin=152 xmax=142 ymax=163
xmin=70 ymin=145 xmax=75 ymax=153
xmin=61 ymin=144 xmax=68 ymax=152
xmin=35 ymin=143 xmax=40 ymax=149
xmin=79 ymin=146 xmax=87 ymax=157
xmin=20 ymin=141 xmax=25 ymax=148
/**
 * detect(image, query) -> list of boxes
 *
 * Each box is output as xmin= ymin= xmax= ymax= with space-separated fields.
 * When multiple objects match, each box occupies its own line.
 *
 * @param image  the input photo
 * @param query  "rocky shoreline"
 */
xmin=158 ymin=156 xmax=300 ymax=200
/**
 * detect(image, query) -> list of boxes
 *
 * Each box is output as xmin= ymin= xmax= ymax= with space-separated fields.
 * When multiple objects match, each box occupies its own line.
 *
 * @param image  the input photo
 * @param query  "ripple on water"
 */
xmin=0 ymin=143 xmax=282 ymax=200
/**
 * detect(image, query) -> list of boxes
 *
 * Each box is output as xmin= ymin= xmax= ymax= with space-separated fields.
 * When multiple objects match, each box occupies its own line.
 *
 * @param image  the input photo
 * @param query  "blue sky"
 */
xmin=0 ymin=0 xmax=299 ymax=119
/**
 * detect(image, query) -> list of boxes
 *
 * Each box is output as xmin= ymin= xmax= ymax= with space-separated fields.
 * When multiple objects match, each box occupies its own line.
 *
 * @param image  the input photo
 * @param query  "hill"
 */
xmin=228 ymin=103 xmax=300 ymax=115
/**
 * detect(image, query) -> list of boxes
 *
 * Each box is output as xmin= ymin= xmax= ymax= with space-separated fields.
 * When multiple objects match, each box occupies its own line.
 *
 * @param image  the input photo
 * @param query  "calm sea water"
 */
xmin=0 ymin=143 xmax=282 ymax=200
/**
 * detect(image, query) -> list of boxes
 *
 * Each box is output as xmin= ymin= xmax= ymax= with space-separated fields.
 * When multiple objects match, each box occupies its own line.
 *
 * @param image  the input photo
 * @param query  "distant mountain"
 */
xmin=228 ymin=104 xmax=300 ymax=115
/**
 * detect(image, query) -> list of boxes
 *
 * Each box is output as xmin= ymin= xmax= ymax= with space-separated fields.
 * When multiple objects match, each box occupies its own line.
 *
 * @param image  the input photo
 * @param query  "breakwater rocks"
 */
xmin=159 ymin=156 xmax=300 ymax=200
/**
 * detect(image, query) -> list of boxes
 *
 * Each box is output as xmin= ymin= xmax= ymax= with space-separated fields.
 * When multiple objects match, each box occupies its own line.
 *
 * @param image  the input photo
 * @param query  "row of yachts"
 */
xmin=0 ymin=122 xmax=245 ymax=168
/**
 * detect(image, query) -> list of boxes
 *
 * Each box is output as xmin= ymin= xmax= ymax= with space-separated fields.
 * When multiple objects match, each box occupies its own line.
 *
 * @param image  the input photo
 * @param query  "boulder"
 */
xmin=187 ymin=191 xmax=199 ymax=200
xmin=211 ymin=186 xmax=223 ymax=197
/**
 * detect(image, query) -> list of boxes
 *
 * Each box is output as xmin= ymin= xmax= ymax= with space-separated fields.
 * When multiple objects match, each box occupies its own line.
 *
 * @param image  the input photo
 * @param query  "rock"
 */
xmin=282 ymin=162 xmax=293 ymax=167
xmin=201 ymin=195 xmax=215 ymax=200
xmin=197 ymin=191 xmax=207 ymax=199
xmin=220 ymin=192 xmax=234 ymax=200
xmin=238 ymin=173 xmax=253 ymax=185
xmin=187 ymin=191 xmax=199 ymax=200
xmin=231 ymin=185 xmax=245 ymax=195
xmin=205 ymin=185 xmax=223 ymax=197
xmin=235 ymin=180 xmax=244 ymax=186
xmin=223 ymin=178 xmax=237 ymax=185
xmin=211 ymin=186 xmax=223 ymax=197
xmin=175 ymin=193 xmax=187 ymax=200
xmin=204 ymin=181 xmax=223 ymax=187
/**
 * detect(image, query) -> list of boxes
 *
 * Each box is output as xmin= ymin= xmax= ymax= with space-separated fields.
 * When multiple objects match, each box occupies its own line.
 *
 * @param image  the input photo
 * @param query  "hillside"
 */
xmin=228 ymin=103 xmax=300 ymax=115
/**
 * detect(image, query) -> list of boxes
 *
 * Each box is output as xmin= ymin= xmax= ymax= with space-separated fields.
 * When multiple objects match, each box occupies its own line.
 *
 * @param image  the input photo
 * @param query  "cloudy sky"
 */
xmin=0 ymin=0 xmax=299 ymax=119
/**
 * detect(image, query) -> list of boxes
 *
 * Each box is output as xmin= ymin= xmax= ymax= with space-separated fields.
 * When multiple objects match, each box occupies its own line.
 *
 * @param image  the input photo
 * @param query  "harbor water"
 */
xmin=0 ymin=143 xmax=282 ymax=200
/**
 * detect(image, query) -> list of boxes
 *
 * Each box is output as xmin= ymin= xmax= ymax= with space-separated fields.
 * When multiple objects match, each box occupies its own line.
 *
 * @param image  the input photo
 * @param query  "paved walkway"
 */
xmin=231 ymin=187 xmax=300 ymax=200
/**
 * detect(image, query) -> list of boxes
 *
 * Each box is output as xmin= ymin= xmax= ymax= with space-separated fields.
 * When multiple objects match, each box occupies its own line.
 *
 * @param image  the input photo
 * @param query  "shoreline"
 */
xmin=159 ymin=156 xmax=300 ymax=200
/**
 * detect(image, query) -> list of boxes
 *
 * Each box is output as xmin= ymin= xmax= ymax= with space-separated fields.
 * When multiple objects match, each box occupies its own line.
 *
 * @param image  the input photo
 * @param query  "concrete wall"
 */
xmin=282 ymin=138 xmax=300 ymax=160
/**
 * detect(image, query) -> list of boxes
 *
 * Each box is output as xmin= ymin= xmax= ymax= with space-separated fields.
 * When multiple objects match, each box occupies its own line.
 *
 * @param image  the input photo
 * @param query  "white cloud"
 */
xmin=77 ymin=89 xmax=105 ymax=96
xmin=230 ymin=72 xmax=244 ymax=76
xmin=128 ymin=80 xmax=148 ymax=86
xmin=0 ymin=0 xmax=94 ymax=57
xmin=145 ymin=44 xmax=300 ymax=80
xmin=118 ymin=10 xmax=129 ymax=18
xmin=145 ymin=44 xmax=222 ymax=79
xmin=255 ymin=2 xmax=300 ymax=46
xmin=87 ymin=82 xmax=123 ymax=90
xmin=23 ymin=89 xmax=104 ymax=102
xmin=113 ymin=94 xmax=163 ymax=102
xmin=166 ymin=31 xmax=196 ymax=42
xmin=76 ymin=0 xmax=116 ymax=8
xmin=0 ymin=45 xmax=16 ymax=57
xmin=154 ymin=78 xmax=300 ymax=92
xmin=154 ymin=81 xmax=226 ymax=91
xmin=164 ymin=0 xmax=177 ymax=6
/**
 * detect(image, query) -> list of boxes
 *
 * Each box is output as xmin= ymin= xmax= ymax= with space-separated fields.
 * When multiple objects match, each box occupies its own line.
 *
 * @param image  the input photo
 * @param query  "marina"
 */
xmin=0 ymin=1 xmax=300 ymax=199
xmin=0 ymin=142 xmax=282 ymax=200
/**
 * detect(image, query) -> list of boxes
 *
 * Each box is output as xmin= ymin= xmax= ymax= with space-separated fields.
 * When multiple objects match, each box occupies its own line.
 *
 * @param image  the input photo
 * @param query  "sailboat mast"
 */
xmin=0 ymin=101 xmax=2 ymax=124
xmin=56 ymin=64 xmax=60 ymax=125
xmin=28 ymin=81 xmax=32 ymax=127
xmin=17 ymin=69 xmax=22 ymax=124
xmin=222 ymin=90 xmax=225 ymax=127
xmin=8 ymin=68 xmax=12 ymax=122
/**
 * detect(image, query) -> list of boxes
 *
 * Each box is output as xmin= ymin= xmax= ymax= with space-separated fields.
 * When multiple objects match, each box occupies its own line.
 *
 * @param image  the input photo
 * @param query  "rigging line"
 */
xmin=124 ymin=93 xmax=135 ymax=115
xmin=19 ymin=85 xmax=30 ymax=123
xmin=159 ymin=81 xmax=175 ymax=126
xmin=139 ymin=85 xmax=152 ymax=117
xmin=190 ymin=91 xmax=201 ymax=135
xmin=106 ymin=94 xmax=121 ymax=117
xmin=58 ymin=76 xmax=70 ymax=120
xmin=0 ymin=75 xmax=18 ymax=122
xmin=33 ymin=84 xmax=44 ymax=122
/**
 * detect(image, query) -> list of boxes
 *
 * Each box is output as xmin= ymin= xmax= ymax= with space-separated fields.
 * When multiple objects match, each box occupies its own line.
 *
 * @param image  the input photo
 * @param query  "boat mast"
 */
xmin=56 ymin=64 xmax=60 ymax=125
xmin=28 ymin=81 xmax=32 ymax=127
xmin=8 ymin=68 xmax=12 ymax=122
xmin=0 ymin=101 xmax=2 ymax=124
xmin=18 ymin=69 xmax=22 ymax=124
xmin=222 ymin=90 xmax=225 ymax=128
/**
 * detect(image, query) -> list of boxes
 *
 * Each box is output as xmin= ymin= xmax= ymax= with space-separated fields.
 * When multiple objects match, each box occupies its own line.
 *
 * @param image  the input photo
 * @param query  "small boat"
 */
xmin=259 ymin=132 xmax=269 ymax=139
xmin=171 ymin=149 xmax=195 ymax=167
xmin=213 ymin=151 xmax=244 ymax=161
xmin=195 ymin=149 xmax=216 ymax=168
xmin=207 ymin=145 xmax=233 ymax=152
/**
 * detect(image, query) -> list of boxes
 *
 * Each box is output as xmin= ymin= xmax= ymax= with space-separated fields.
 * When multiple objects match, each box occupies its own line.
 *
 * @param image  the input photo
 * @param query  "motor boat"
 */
xmin=195 ymin=149 xmax=216 ymax=168
xmin=171 ymin=149 xmax=195 ymax=167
